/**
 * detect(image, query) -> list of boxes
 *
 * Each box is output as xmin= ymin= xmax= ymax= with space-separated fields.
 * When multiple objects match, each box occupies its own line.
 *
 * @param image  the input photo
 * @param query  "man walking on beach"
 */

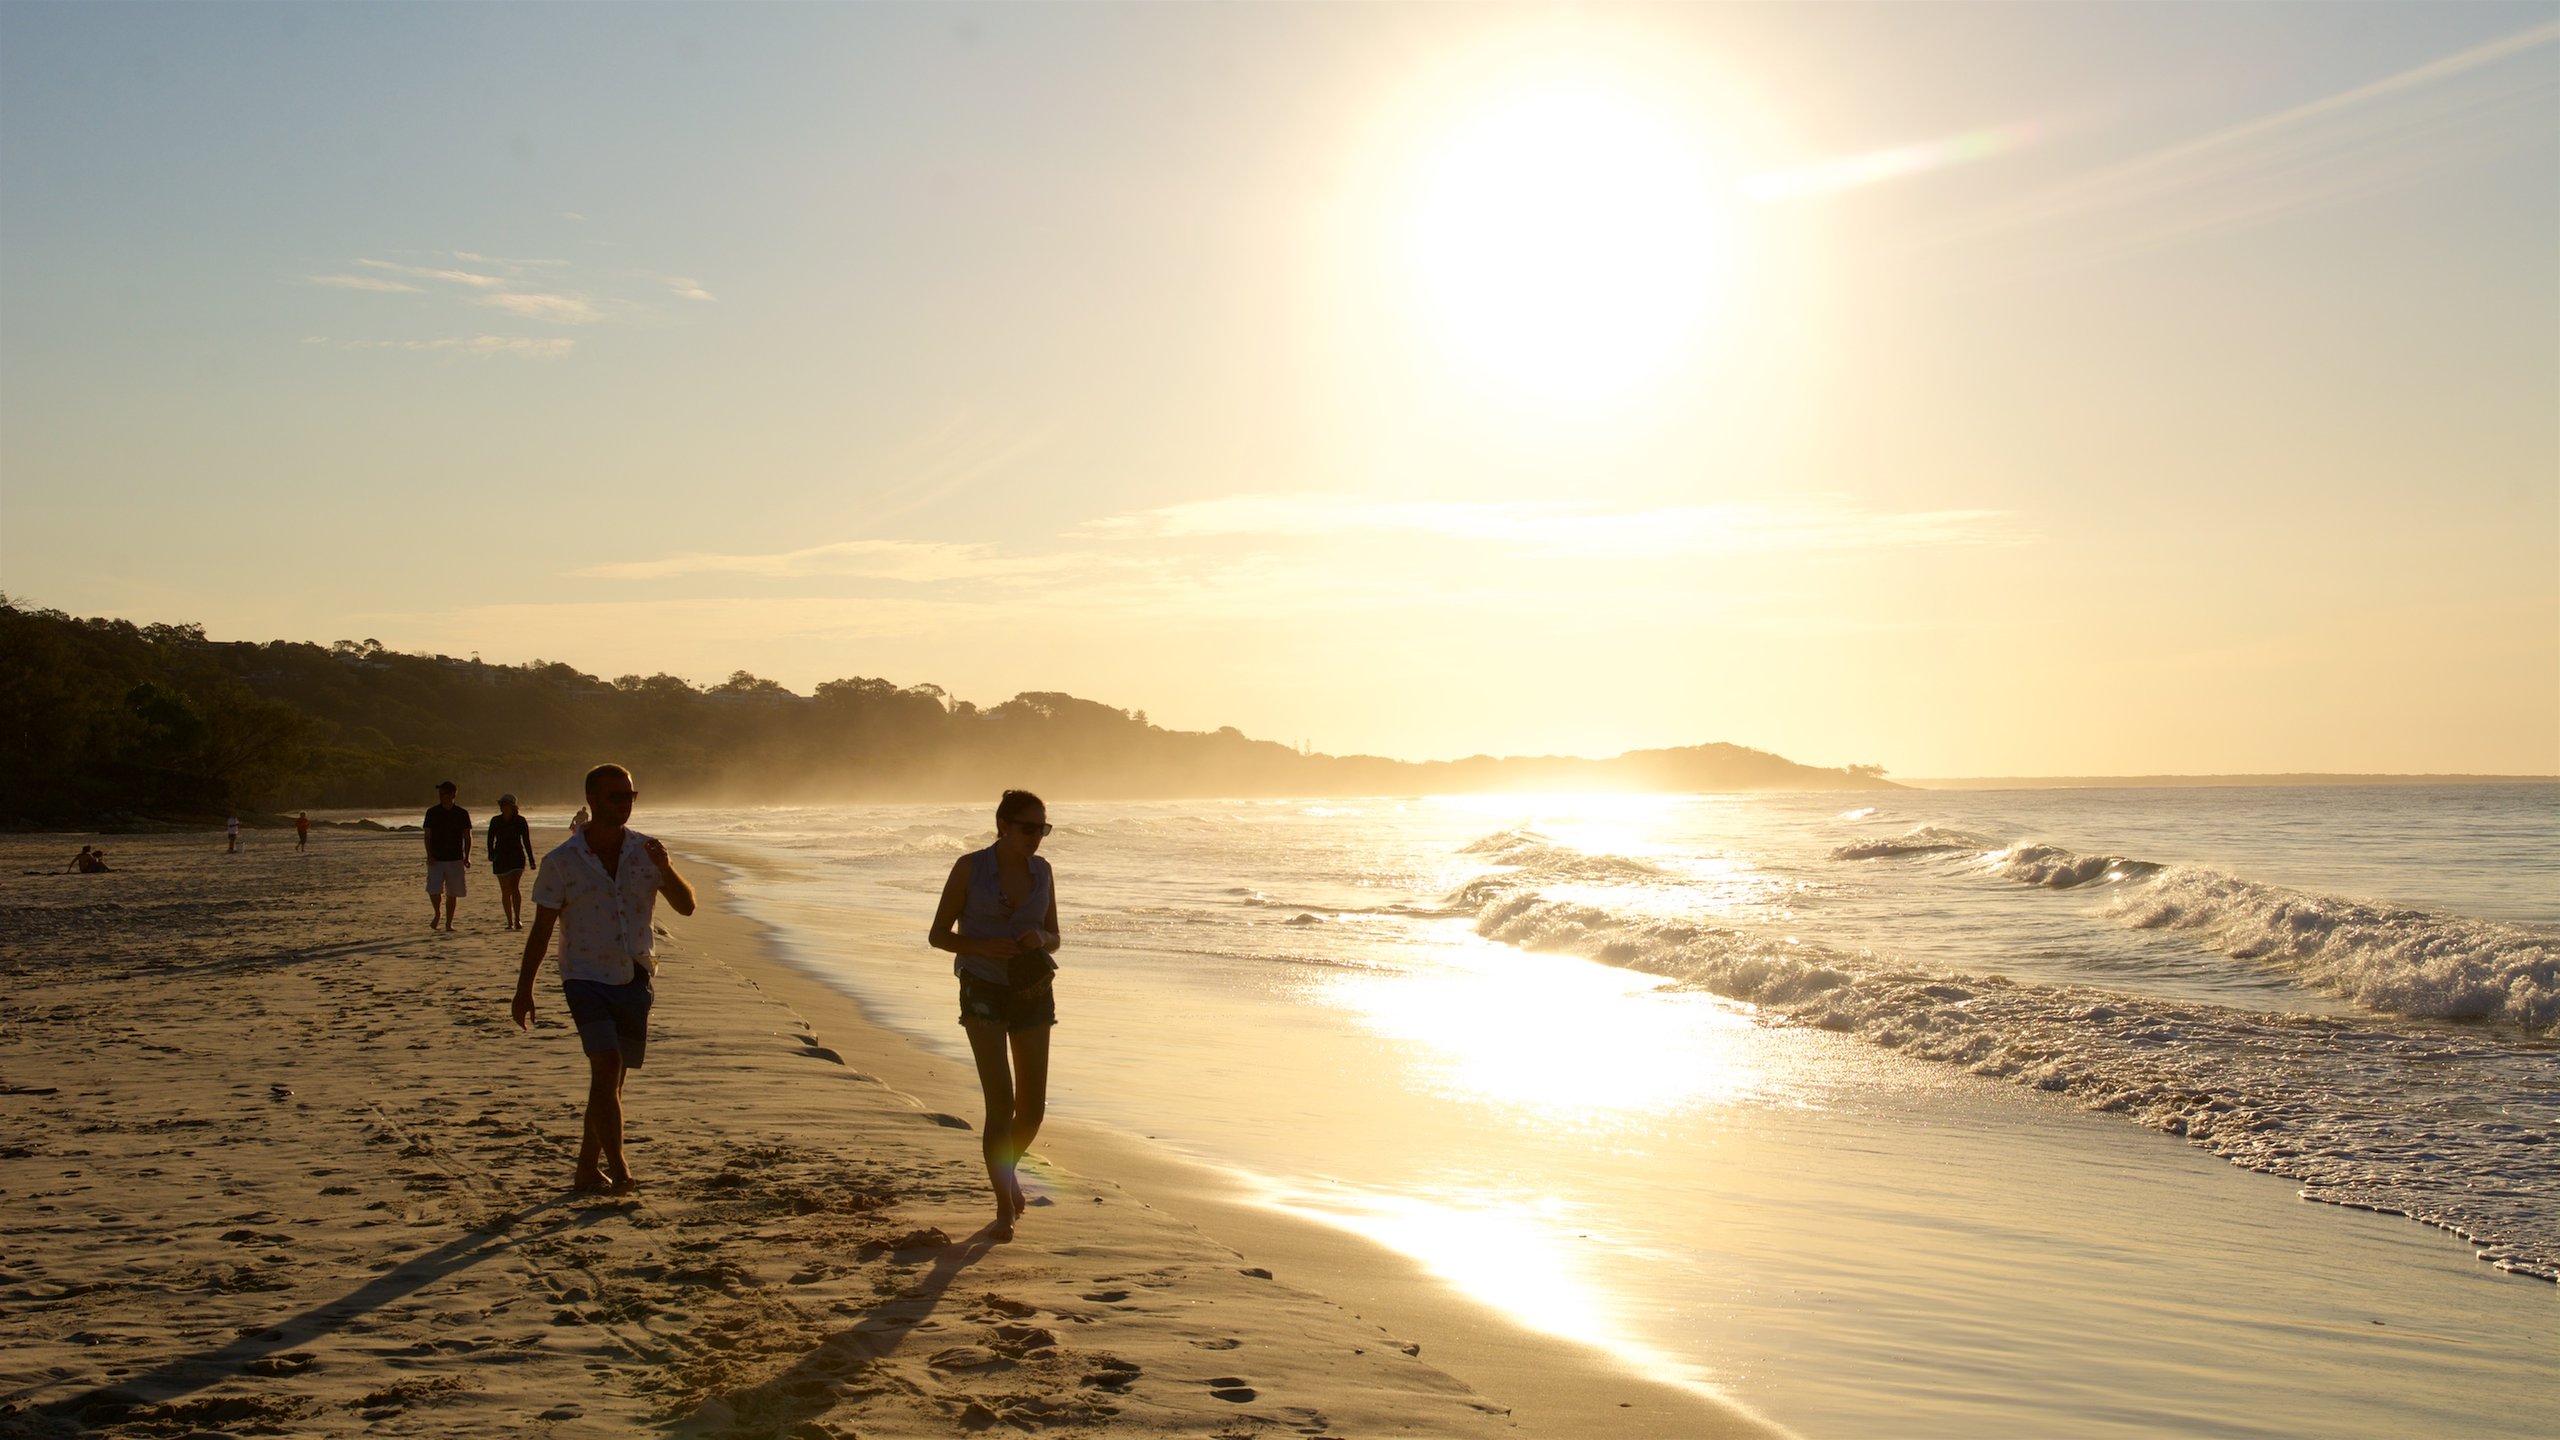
xmin=225 ymin=815 xmax=239 ymax=854
xmin=512 ymin=763 xmax=696 ymax=1193
xmin=423 ymin=781 xmax=471 ymax=931
xmin=295 ymin=812 xmax=309 ymax=851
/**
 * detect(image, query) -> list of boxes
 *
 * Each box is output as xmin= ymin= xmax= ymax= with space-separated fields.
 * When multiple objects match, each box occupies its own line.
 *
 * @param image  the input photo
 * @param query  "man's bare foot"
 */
xmin=571 ymin=1171 xmax=608 ymax=1194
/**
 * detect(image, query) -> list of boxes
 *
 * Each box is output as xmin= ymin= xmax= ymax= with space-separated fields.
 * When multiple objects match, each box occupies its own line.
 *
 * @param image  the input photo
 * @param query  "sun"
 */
xmin=1394 ymin=64 xmax=1741 ymax=414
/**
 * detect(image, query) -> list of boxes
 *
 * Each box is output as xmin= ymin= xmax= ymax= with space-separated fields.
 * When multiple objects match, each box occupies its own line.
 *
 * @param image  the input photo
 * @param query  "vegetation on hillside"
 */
xmin=0 ymin=599 xmax=1891 ymax=825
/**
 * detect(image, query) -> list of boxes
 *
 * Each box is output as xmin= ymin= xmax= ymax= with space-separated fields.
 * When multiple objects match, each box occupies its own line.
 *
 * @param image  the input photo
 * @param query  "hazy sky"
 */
xmin=4 ymin=3 xmax=2554 ymax=776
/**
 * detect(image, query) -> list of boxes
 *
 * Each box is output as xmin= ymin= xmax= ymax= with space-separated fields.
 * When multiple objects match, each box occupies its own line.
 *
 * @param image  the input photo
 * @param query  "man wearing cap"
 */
xmin=423 ymin=781 xmax=473 ymax=931
xmin=487 ymin=793 xmax=536 ymax=930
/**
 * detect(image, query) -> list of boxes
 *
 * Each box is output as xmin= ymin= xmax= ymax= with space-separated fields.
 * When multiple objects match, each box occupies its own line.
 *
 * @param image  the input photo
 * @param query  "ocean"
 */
xmin=676 ymin=783 xmax=2557 ymax=1437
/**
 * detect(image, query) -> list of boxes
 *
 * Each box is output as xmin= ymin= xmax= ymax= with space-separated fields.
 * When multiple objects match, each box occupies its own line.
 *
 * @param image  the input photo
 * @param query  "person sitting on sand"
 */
xmin=512 ymin=763 xmax=697 ymax=1194
xmin=487 ymin=793 xmax=536 ymax=931
xmin=69 ymin=846 xmax=110 ymax=873
xmin=929 ymin=789 xmax=1061 ymax=1241
xmin=423 ymin=781 xmax=472 ymax=931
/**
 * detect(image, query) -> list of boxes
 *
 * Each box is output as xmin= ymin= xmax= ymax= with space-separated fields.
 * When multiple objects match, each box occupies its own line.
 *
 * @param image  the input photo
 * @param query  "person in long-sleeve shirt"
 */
xmin=487 ymin=794 xmax=536 ymax=931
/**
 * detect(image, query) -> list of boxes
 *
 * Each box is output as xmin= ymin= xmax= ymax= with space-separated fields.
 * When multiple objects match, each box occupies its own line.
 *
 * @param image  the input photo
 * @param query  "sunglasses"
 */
xmin=1011 ymin=819 xmax=1052 ymax=837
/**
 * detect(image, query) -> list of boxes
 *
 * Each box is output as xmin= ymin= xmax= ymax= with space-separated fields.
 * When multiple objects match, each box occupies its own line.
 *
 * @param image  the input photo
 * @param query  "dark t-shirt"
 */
xmin=423 ymin=804 xmax=472 ymax=862
xmin=486 ymin=813 xmax=534 ymax=872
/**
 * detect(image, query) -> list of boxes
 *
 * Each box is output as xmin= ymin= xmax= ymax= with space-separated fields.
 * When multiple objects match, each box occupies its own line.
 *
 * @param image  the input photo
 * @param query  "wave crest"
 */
xmin=2113 ymin=868 xmax=2559 ymax=1029
xmin=1448 ymin=851 xmax=2558 ymax=1281
xmin=1830 ymin=825 xmax=1992 ymax=861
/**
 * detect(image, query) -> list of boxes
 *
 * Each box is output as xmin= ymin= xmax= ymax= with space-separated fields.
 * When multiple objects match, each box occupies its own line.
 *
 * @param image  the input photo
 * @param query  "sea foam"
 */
xmin=1836 ymin=831 xmax=2556 ymax=1028
xmin=1460 ymin=830 xmax=2560 ymax=1282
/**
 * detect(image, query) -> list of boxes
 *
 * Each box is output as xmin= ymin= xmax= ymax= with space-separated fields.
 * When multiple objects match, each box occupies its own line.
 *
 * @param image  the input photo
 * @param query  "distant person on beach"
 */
xmin=295 ymin=812 xmax=309 ymax=850
xmin=512 ymin=763 xmax=697 ymax=1194
xmin=225 ymin=816 xmax=239 ymax=853
xmin=487 ymin=794 xmax=536 ymax=930
xmin=572 ymin=805 xmax=589 ymax=832
xmin=423 ymin=781 xmax=472 ymax=931
xmin=929 ymin=788 xmax=1060 ymax=1241
xmin=69 ymin=846 xmax=110 ymax=873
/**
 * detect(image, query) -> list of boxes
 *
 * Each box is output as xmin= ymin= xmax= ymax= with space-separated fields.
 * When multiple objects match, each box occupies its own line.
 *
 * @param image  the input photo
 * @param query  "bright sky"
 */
xmin=3 ymin=4 xmax=2554 ymax=776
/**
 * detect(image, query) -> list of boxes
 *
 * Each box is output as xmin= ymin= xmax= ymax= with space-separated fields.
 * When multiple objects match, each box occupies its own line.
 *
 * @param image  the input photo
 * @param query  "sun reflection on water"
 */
xmin=1318 ymin=928 xmax=1777 ymax=1120
xmin=1237 ymin=1172 xmax=1737 ymax=1409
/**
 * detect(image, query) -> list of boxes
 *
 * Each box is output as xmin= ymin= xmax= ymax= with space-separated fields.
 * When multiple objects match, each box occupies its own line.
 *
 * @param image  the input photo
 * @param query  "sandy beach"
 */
xmin=0 ymin=826 xmax=1770 ymax=1439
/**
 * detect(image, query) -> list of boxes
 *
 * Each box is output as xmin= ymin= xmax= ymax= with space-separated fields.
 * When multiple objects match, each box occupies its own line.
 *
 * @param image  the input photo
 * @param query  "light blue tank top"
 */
xmin=954 ymin=845 xmax=1054 ymax=984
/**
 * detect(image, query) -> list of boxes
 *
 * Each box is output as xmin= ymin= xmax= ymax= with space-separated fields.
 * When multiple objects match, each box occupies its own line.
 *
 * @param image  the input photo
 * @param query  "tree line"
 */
xmin=0 ymin=598 xmax=1890 ymax=826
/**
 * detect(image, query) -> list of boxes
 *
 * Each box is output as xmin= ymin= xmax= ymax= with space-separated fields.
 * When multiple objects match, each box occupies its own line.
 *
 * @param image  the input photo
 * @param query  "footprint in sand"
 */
xmin=1079 ymin=1289 xmax=1129 ymax=1304
xmin=1205 ymin=1376 xmax=1258 ymax=1402
xmin=241 ymin=1351 xmax=317 ymax=1376
xmin=990 ymin=1324 xmax=1056 ymax=1354
xmin=1080 ymin=1356 xmax=1141 ymax=1391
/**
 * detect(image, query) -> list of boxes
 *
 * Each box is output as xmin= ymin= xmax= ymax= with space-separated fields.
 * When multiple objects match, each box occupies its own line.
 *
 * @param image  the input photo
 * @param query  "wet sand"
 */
xmin=0 ymin=828 xmax=1772 ymax=1438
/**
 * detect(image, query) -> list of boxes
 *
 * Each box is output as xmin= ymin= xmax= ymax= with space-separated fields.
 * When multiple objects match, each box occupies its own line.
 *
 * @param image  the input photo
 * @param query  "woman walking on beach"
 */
xmin=487 ymin=794 xmax=536 ymax=930
xmin=929 ymin=789 xmax=1060 ymax=1241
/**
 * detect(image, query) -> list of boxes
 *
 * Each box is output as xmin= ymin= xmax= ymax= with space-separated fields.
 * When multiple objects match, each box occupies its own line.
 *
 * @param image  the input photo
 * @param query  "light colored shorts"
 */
xmin=426 ymin=860 xmax=468 ymax=897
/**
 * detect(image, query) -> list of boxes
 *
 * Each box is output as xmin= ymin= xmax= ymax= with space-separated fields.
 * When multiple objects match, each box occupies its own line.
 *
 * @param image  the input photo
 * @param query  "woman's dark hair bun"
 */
xmin=997 ymin=789 xmax=1046 ymax=823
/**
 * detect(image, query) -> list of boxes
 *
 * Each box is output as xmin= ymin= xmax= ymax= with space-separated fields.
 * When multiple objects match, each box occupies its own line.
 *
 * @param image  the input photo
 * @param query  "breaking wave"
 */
xmin=1838 ymin=829 xmax=2553 ymax=1027
xmin=2112 ymin=867 xmax=2558 ymax=1029
xmin=1458 ymin=829 xmax=2560 ymax=1282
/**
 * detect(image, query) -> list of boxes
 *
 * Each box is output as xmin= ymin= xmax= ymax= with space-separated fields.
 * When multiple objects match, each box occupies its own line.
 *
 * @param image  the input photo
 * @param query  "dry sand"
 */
xmin=0 ymin=829 xmax=1535 ymax=1438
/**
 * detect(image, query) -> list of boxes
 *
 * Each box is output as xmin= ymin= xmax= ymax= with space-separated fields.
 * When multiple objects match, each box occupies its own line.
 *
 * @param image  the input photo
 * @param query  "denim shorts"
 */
xmin=563 ymin=975 xmax=654 ymax=1068
xmin=958 ymin=957 xmax=1057 ymax=1032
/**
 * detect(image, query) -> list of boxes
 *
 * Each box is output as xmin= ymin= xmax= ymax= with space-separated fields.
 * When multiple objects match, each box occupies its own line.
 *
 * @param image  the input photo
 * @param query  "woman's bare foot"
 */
xmin=605 ymin=1164 xmax=639 ymax=1195
xmin=571 ymin=1170 xmax=608 ymax=1194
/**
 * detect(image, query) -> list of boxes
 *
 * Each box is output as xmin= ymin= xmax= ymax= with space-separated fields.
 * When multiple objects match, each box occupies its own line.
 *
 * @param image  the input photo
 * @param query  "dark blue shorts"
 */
xmin=958 ymin=958 xmax=1056 ymax=1032
xmin=563 ymin=975 xmax=653 ymax=1068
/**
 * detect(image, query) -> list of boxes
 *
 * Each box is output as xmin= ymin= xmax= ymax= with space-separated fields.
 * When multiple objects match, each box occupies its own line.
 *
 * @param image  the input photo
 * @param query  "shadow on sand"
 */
xmin=41 ymin=1195 xmax=618 ymax=1428
xmin=668 ymin=1223 xmax=1006 ymax=1437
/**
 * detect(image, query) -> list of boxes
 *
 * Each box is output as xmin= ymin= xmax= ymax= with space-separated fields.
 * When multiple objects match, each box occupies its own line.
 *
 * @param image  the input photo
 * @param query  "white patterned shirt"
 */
xmin=530 ymin=828 xmax=664 ymax=985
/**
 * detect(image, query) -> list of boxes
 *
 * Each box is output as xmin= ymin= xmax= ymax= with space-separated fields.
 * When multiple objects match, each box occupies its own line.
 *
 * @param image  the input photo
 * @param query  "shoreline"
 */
xmin=684 ymin=839 xmax=1788 ymax=1439
xmin=0 ymin=829 xmax=1584 ymax=1437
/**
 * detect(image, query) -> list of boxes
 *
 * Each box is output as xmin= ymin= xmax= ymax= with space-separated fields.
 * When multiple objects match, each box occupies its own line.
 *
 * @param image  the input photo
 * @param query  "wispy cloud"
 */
xmin=309 ymin=335 xmax=576 ymax=358
xmin=476 ymin=291 xmax=604 ymax=324
xmin=1086 ymin=493 xmax=2023 ymax=556
xmin=307 ymin=273 xmax=420 ymax=293
xmin=1747 ymin=125 xmax=2039 ymax=203
xmin=359 ymin=257 xmax=509 ymax=289
xmin=1941 ymin=19 xmax=2560 ymax=254
xmin=575 ymin=538 xmax=1080 ymax=583
xmin=305 ymin=246 xmax=706 ymax=354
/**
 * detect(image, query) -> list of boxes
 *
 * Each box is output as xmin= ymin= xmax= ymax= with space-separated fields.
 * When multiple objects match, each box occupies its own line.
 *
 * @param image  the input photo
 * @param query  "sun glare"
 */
xmin=1394 ymin=63 xmax=1742 ymax=414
